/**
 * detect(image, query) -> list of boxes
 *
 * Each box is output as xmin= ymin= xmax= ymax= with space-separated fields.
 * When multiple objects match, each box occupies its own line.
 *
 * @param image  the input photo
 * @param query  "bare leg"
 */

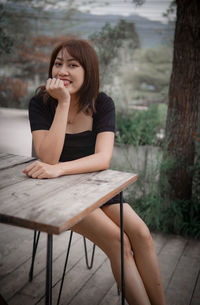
xmin=102 ymin=203 xmax=166 ymax=305
xmin=72 ymin=207 xmax=151 ymax=305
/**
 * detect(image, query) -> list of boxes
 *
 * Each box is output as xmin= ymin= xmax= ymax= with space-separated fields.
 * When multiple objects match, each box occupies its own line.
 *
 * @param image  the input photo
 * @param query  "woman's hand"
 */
xmin=22 ymin=160 xmax=62 ymax=179
xmin=46 ymin=78 xmax=70 ymax=106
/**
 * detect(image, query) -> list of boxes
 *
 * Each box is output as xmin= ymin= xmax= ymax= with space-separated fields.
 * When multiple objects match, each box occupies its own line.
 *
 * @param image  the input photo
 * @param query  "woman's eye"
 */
xmin=55 ymin=62 xmax=62 ymax=67
xmin=69 ymin=63 xmax=78 ymax=68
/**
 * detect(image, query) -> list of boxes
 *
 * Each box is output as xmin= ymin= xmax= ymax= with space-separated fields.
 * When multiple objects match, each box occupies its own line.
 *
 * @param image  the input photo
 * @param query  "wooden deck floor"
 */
xmin=0 ymin=223 xmax=199 ymax=305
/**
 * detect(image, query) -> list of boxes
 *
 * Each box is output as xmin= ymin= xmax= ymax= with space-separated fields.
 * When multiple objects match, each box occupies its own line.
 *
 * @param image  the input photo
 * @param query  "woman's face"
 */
xmin=52 ymin=48 xmax=85 ymax=97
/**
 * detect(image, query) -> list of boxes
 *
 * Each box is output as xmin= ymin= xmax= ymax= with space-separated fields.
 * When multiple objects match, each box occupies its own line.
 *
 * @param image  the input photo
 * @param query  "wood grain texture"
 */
xmin=0 ymin=154 xmax=138 ymax=234
xmin=1 ymin=224 xmax=199 ymax=305
xmin=0 ymin=153 xmax=35 ymax=170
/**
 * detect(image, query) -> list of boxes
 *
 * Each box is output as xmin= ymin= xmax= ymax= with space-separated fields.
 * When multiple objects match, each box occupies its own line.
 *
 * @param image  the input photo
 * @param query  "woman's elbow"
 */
xmin=39 ymin=155 xmax=59 ymax=165
xmin=101 ymin=155 xmax=111 ymax=170
xmin=37 ymin=148 xmax=60 ymax=165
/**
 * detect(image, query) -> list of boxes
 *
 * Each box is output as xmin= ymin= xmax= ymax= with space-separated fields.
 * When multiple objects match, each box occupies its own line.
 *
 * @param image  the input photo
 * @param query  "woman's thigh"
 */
xmin=71 ymin=207 xmax=131 ymax=257
xmin=102 ymin=203 xmax=151 ymax=247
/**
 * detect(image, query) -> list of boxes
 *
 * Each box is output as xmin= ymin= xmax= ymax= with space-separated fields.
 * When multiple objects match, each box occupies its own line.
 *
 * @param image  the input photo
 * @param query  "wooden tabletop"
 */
xmin=0 ymin=153 xmax=138 ymax=235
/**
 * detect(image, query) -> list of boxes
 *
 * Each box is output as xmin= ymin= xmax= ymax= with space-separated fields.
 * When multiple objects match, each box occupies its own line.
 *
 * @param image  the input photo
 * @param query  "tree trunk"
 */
xmin=165 ymin=0 xmax=200 ymax=200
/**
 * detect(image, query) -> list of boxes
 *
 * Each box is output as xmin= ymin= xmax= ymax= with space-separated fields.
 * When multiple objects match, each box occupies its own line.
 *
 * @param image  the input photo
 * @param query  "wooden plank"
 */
xmin=183 ymin=238 xmax=200 ymax=258
xmin=1 ymin=229 xmax=200 ymax=305
xmin=0 ymin=173 xmax=95 ymax=232
xmin=165 ymin=238 xmax=200 ymax=305
xmin=0 ymin=223 xmax=32 ymax=251
xmin=0 ymin=153 xmax=11 ymax=158
xmin=151 ymin=232 xmax=169 ymax=255
xmin=68 ymin=257 xmax=114 ymax=305
xmin=13 ymin=243 xmax=106 ymax=305
xmin=50 ymin=249 xmax=108 ymax=305
xmin=158 ymin=235 xmax=187 ymax=290
xmin=0 ymin=294 xmax=9 ymax=305
xmin=99 ymin=282 xmax=127 ymax=305
xmin=0 ymin=231 xmax=81 ymax=301
xmin=8 ymin=293 xmax=34 ymax=305
xmin=0 ymin=154 xmax=35 ymax=170
xmin=190 ymin=270 xmax=200 ymax=305
xmin=0 ymin=160 xmax=88 ymax=189
xmin=17 ymin=233 xmax=86 ymax=299
xmin=2 ymin=167 xmax=91 ymax=196
xmin=0 ymin=163 xmax=32 ymax=189
xmin=166 ymin=255 xmax=200 ymax=305
xmin=0 ymin=170 xmax=137 ymax=234
xmin=0 ymin=229 xmax=46 ymax=280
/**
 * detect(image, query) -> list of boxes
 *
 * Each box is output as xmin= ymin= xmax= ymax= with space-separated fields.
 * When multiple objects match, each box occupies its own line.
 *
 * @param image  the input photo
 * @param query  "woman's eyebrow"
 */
xmin=56 ymin=57 xmax=77 ymax=62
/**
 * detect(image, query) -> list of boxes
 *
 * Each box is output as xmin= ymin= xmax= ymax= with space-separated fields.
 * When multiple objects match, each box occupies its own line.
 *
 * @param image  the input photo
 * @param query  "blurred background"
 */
xmin=0 ymin=0 xmax=199 ymax=238
xmin=0 ymin=0 xmax=174 ymax=110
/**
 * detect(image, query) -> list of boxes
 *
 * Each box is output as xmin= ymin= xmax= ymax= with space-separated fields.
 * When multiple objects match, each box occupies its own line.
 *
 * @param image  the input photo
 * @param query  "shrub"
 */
xmin=0 ymin=77 xmax=28 ymax=108
xmin=125 ymin=147 xmax=200 ymax=238
xmin=116 ymin=103 xmax=167 ymax=146
xmin=128 ymin=191 xmax=200 ymax=238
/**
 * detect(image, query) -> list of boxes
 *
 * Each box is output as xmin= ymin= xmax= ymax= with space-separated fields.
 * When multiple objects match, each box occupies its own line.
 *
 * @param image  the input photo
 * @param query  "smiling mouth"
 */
xmin=60 ymin=79 xmax=72 ymax=86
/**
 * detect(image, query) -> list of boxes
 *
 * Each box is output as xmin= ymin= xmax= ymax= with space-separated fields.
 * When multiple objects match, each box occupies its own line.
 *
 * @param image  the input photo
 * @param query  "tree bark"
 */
xmin=165 ymin=0 xmax=200 ymax=200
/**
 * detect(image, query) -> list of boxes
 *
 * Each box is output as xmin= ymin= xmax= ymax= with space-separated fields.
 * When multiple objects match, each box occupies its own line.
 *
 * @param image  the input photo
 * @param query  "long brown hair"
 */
xmin=37 ymin=38 xmax=99 ymax=114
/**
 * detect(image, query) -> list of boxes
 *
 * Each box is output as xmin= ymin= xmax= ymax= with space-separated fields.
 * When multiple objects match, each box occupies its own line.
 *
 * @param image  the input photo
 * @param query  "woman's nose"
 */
xmin=59 ymin=65 xmax=69 ymax=75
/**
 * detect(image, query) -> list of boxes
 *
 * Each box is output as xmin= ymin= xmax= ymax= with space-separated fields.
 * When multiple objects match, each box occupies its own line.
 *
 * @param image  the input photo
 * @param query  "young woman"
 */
xmin=23 ymin=38 xmax=166 ymax=305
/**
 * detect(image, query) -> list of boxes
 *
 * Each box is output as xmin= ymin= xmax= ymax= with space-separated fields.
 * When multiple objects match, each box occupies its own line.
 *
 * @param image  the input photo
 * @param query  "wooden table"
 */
xmin=0 ymin=153 xmax=138 ymax=305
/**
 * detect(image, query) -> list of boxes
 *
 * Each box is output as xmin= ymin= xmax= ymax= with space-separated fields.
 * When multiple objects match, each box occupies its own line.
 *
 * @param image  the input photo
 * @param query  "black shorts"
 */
xmin=103 ymin=193 xmax=124 ymax=206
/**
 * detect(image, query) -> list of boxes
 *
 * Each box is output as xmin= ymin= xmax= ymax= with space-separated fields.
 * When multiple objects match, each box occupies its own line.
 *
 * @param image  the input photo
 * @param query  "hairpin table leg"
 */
xmin=46 ymin=234 xmax=53 ymax=305
xmin=120 ymin=191 xmax=125 ymax=305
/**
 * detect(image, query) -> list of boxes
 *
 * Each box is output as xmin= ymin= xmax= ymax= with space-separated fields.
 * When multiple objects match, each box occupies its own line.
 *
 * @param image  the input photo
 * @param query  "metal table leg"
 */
xmin=46 ymin=234 xmax=53 ymax=305
xmin=29 ymin=230 xmax=41 ymax=281
xmin=120 ymin=191 xmax=125 ymax=305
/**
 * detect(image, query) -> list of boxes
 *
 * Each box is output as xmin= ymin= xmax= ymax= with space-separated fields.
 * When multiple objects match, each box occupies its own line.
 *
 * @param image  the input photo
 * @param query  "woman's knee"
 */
xmin=133 ymin=221 xmax=153 ymax=249
xmin=107 ymin=231 xmax=133 ymax=260
xmin=123 ymin=233 xmax=133 ymax=259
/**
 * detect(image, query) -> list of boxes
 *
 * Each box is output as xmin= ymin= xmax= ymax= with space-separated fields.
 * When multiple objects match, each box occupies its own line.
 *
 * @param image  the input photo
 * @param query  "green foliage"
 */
xmin=0 ymin=2 xmax=33 ymax=61
xmin=120 ymin=46 xmax=172 ymax=105
xmin=0 ymin=4 xmax=13 ymax=55
xmin=126 ymin=150 xmax=200 ymax=238
xmin=116 ymin=104 xmax=167 ymax=146
xmin=129 ymin=191 xmax=200 ymax=238
xmin=163 ymin=0 xmax=176 ymax=21
xmin=191 ymin=132 xmax=200 ymax=203
xmin=89 ymin=19 xmax=140 ymax=85
xmin=114 ymin=105 xmax=200 ymax=238
xmin=0 ymin=1 xmax=77 ymax=61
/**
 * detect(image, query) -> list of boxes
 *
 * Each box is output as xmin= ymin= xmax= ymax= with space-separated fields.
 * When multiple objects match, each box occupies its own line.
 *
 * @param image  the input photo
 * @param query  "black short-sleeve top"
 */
xmin=29 ymin=92 xmax=121 ymax=205
xmin=29 ymin=92 xmax=115 ymax=162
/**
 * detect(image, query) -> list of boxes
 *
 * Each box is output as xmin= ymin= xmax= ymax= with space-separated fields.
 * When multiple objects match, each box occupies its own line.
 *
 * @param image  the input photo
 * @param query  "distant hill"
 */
xmin=4 ymin=1 xmax=175 ymax=48
xmin=33 ymin=10 xmax=174 ymax=49
xmin=70 ymin=12 xmax=174 ymax=48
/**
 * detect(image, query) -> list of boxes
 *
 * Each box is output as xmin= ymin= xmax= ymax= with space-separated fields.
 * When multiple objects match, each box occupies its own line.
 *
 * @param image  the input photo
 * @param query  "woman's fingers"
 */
xmin=46 ymin=78 xmax=55 ymax=92
xmin=46 ymin=78 xmax=52 ymax=91
xmin=31 ymin=168 xmax=44 ymax=179
xmin=37 ymin=172 xmax=49 ymax=179
xmin=23 ymin=161 xmax=40 ymax=177
xmin=55 ymin=78 xmax=61 ymax=88
xmin=23 ymin=161 xmax=61 ymax=179
xmin=46 ymin=78 xmax=61 ymax=88
xmin=50 ymin=78 xmax=58 ymax=89
xmin=45 ymin=78 xmax=70 ymax=103
xmin=23 ymin=161 xmax=38 ymax=174
xmin=23 ymin=161 xmax=45 ymax=177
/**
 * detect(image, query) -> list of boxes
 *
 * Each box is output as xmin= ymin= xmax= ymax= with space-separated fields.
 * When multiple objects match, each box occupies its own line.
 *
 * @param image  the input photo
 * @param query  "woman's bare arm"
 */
xmin=58 ymin=131 xmax=114 ymax=175
xmin=33 ymin=79 xmax=70 ymax=164
xmin=23 ymin=132 xmax=115 ymax=179
xmin=33 ymin=103 xmax=69 ymax=164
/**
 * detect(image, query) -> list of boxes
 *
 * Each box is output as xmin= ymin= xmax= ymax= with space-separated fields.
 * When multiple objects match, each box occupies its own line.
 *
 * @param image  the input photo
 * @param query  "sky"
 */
xmin=63 ymin=0 xmax=174 ymax=24
xmin=0 ymin=0 xmax=175 ymax=24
